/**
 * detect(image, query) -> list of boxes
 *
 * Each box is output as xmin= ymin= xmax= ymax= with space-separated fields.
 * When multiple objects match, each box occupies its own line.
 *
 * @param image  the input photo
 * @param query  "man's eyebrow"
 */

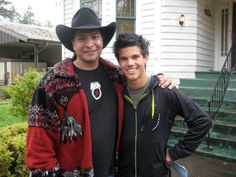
xmin=92 ymin=31 xmax=101 ymax=35
xmin=119 ymin=56 xmax=128 ymax=59
xmin=132 ymin=54 xmax=140 ymax=57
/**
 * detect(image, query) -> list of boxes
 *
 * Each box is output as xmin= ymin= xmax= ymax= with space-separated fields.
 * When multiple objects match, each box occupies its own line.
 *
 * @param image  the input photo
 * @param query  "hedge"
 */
xmin=0 ymin=123 xmax=29 ymax=177
xmin=4 ymin=69 xmax=45 ymax=119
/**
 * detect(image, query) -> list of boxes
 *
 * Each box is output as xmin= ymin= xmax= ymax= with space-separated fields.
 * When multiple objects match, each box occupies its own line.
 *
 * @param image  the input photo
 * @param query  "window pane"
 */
xmin=81 ymin=0 xmax=102 ymax=18
xmin=221 ymin=9 xmax=224 ymax=56
xmin=225 ymin=9 xmax=228 ymax=54
xmin=221 ymin=8 xmax=228 ymax=56
xmin=117 ymin=0 xmax=135 ymax=17
xmin=117 ymin=19 xmax=135 ymax=34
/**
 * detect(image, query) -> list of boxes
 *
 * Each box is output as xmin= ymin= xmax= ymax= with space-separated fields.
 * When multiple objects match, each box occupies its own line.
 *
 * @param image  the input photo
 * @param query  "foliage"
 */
xmin=0 ymin=86 xmax=10 ymax=99
xmin=0 ymin=0 xmax=40 ymax=25
xmin=18 ymin=6 xmax=37 ymax=25
xmin=0 ymin=0 xmax=19 ymax=22
xmin=0 ymin=99 xmax=25 ymax=128
xmin=4 ymin=69 xmax=45 ymax=119
xmin=0 ymin=123 xmax=28 ymax=177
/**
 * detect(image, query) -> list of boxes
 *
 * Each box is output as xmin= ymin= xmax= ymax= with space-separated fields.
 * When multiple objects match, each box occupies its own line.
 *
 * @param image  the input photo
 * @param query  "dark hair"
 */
xmin=113 ymin=33 xmax=150 ymax=60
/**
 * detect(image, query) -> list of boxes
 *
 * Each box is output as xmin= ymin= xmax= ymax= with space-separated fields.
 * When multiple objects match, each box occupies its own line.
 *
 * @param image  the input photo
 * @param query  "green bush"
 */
xmin=4 ymin=69 xmax=45 ymax=119
xmin=0 ymin=86 xmax=10 ymax=100
xmin=0 ymin=123 xmax=28 ymax=177
xmin=0 ymin=99 xmax=26 ymax=128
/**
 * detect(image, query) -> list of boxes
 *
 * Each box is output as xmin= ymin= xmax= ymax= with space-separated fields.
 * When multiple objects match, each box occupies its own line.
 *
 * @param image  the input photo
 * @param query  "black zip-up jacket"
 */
xmin=118 ymin=76 xmax=212 ymax=177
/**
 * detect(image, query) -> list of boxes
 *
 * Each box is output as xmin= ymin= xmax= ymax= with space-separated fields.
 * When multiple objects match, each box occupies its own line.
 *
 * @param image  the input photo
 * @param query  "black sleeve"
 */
xmin=167 ymin=89 xmax=212 ymax=161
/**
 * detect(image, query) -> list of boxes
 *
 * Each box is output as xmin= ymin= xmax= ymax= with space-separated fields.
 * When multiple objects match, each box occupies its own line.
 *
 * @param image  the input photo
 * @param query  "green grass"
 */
xmin=0 ymin=99 xmax=26 ymax=127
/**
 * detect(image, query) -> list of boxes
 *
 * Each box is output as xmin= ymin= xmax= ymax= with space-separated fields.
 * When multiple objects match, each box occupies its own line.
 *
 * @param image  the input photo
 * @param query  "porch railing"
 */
xmin=206 ymin=40 xmax=235 ymax=149
xmin=208 ymin=40 xmax=235 ymax=119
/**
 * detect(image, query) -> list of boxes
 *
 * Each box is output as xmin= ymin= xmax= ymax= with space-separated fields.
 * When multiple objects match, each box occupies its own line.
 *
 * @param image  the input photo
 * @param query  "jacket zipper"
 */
xmin=124 ymin=93 xmax=147 ymax=177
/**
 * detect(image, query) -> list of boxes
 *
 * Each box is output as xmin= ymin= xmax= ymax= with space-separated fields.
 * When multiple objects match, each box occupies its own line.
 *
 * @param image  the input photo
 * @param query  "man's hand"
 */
xmin=165 ymin=149 xmax=173 ymax=165
xmin=157 ymin=74 xmax=179 ymax=89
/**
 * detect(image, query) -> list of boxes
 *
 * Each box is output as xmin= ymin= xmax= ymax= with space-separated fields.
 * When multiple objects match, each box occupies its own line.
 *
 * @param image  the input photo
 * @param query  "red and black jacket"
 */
xmin=25 ymin=58 xmax=124 ymax=176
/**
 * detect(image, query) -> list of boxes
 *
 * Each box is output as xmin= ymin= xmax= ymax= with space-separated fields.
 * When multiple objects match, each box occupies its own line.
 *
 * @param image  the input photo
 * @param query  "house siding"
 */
xmin=159 ymin=0 xmax=215 ymax=79
xmin=63 ymin=0 xmax=80 ymax=58
xmin=136 ymin=0 xmax=162 ymax=75
xmin=100 ymin=0 xmax=117 ymax=64
xmin=196 ymin=0 xmax=215 ymax=71
xmin=62 ymin=0 xmax=220 ymax=79
xmin=0 ymin=31 xmax=18 ymax=44
xmin=160 ymin=0 xmax=198 ymax=79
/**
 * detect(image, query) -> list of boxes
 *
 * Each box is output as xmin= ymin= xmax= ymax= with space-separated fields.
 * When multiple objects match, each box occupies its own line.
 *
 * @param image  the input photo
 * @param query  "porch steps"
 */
xmin=169 ymin=72 xmax=236 ymax=161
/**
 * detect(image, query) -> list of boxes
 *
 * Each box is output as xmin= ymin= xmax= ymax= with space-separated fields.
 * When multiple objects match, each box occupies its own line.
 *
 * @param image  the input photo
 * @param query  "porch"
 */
xmin=0 ymin=22 xmax=62 ymax=85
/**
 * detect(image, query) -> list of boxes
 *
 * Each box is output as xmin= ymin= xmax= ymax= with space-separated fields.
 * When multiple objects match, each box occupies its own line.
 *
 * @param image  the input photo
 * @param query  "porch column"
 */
xmin=3 ymin=62 xmax=7 ymax=85
xmin=34 ymin=44 xmax=39 ymax=69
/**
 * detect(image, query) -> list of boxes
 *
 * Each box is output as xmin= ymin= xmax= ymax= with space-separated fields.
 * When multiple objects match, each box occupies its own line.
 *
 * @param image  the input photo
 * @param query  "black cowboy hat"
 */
xmin=56 ymin=7 xmax=116 ymax=51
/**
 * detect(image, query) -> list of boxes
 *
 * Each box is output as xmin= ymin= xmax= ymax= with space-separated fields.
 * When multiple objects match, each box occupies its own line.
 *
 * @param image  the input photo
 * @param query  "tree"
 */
xmin=0 ymin=1 xmax=40 ymax=25
xmin=0 ymin=0 xmax=19 ymax=22
xmin=18 ymin=6 xmax=37 ymax=25
xmin=43 ymin=20 xmax=54 ymax=28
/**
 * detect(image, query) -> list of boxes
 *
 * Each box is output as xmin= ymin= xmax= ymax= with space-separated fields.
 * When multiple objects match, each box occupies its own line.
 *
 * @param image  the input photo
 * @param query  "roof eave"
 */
xmin=27 ymin=39 xmax=61 ymax=46
xmin=0 ymin=26 xmax=28 ymax=42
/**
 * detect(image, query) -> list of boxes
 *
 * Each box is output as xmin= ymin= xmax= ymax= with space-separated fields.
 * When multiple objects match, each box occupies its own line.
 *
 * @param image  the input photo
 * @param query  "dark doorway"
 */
xmin=232 ymin=2 xmax=236 ymax=70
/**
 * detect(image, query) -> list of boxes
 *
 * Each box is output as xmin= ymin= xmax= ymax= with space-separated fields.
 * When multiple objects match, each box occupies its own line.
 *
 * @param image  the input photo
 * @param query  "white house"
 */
xmin=59 ymin=0 xmax=236 ymax=80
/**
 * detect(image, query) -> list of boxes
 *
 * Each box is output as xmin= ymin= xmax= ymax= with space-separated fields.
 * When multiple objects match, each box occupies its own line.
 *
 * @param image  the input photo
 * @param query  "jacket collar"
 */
xmin=146 ymin=75 xmax=159 ymax=93
xmin=52 ymin=58 xmax=121 ymax=80
xmin=53 ymin=58 xmax=75 ymax=78
xmin=124 ymin=75 xmax=159 ymax=96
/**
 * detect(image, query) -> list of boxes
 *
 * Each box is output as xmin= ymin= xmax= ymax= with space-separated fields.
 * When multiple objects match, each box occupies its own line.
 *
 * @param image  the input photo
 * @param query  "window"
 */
xmin=80 ymin=0 xmax=102 ymax=18
xmin=221 ymin=8 xmax=229 ymax=56
xmin=116 ymin=0 xmax=135 ymax=34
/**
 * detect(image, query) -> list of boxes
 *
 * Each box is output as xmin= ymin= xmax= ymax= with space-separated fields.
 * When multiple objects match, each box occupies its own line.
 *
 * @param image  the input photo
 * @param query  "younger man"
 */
xmin=113 ymin=33 xmax=212 ymax=177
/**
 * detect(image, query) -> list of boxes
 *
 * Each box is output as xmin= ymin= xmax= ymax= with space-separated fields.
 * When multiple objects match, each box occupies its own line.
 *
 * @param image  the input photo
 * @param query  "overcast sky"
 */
xmin=9 ymin=0 xmax=63 ymax=26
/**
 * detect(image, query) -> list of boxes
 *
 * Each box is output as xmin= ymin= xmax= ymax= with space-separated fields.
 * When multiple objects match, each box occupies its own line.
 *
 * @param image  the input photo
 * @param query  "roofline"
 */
xmin=0 ymin=26 xmax=28 ymax=42
xmin=27 ymin=39 xmax=61 ymax=46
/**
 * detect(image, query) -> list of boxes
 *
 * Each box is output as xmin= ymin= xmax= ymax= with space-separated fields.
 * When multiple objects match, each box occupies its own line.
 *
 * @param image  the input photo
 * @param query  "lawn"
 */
xmin=0 ymin=99 xmax=26 ymax=127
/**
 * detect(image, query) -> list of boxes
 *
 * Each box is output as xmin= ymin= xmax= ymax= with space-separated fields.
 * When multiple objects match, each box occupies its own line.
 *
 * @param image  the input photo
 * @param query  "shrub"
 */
xmin=0 ymin=99 xmax=26 ymax=128
xmin=0 ymin=123 xmax=28 ymax=177
xmin=4 ymin=69 xmax=45 ymax=119
xmin=0 ymin=86 xmax=10 ymax=100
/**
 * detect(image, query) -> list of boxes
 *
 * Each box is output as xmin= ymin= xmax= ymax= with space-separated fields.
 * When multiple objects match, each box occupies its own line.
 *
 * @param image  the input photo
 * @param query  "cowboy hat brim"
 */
xmin=56 ymin=22 xmax=116 ymax=51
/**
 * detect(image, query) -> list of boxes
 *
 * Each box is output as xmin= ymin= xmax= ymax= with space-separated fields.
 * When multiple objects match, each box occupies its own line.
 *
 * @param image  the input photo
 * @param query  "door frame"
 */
xmin=232 ymin=2 xmax=236 ymax=70
xmin=215 ymin=0 xmax=234 ymax=70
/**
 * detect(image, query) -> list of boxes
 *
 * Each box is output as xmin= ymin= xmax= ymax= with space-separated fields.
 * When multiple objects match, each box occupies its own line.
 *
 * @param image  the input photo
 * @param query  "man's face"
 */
xmin=118 ymin=46 xmax=148 ymax=85
xmin=72 ymin=29 xmax=103 ymax=69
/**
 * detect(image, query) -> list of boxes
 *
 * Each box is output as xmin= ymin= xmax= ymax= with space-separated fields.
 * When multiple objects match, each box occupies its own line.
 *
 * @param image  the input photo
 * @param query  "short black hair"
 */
xmin=113 ymin=33 xmax=150 ymax=61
